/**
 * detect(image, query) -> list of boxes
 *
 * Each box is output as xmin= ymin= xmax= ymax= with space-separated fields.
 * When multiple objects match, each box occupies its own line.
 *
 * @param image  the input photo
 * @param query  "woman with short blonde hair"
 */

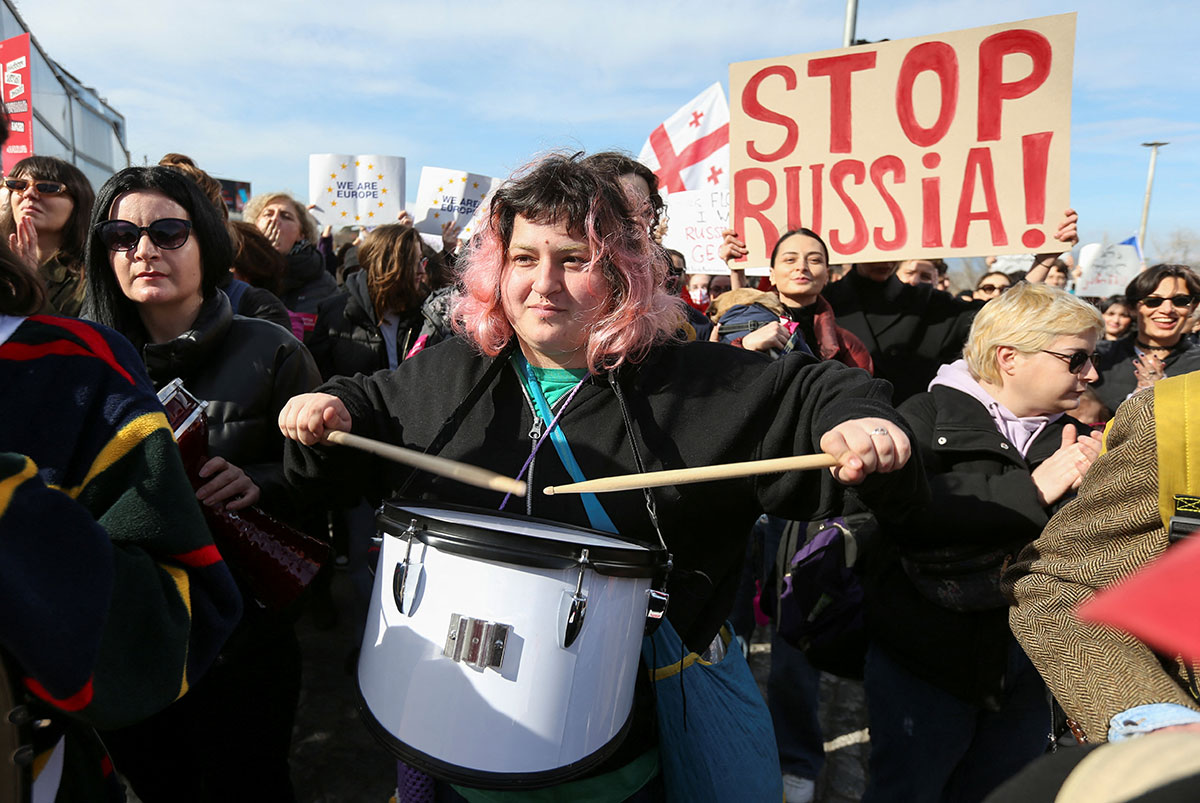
xmin=863 ymin=281 xmax=1105 ymax=802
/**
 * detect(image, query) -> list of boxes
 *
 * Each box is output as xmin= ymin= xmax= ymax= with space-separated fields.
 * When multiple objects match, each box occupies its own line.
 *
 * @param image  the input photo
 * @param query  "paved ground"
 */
xmin=287 ymin=570 xmax=871 ymax=802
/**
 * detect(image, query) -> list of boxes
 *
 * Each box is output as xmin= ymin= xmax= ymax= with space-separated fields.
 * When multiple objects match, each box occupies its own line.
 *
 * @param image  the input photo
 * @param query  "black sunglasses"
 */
xmin=977 ymin=283 xmax=1009 ymax=294
xmin=4 ymin=177 xmax=69 ymax=195
xmin=1042 ymin=349 xmax=1095 ymax=374
xmin=95 ymin=218 xmax=192 ymax=252
xmin=1139 ymin=294 xmax=1196 ymax=309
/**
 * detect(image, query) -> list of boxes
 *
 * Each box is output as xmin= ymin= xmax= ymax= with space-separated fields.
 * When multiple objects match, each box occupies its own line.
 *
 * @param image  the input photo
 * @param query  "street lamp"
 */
xmin=1139 ymin=141 xmax=1168 ymax=262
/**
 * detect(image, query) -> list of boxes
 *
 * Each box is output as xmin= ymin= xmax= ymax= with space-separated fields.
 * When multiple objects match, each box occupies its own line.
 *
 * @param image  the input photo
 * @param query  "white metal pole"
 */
xmin=1139 ymin=141 xmax=1167 ymax=262
xmin=843 ymin=0 xmax=859 ymax=47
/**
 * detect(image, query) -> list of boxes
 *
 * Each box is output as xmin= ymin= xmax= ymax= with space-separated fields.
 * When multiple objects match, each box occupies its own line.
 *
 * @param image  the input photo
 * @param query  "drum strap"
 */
xmin=396 ymin=340 xmax=518 ymax=497
xmin=515 ymin=354 xmax=618 ymax=533
xmin=608 ymin=371 xmax=672 ymax=568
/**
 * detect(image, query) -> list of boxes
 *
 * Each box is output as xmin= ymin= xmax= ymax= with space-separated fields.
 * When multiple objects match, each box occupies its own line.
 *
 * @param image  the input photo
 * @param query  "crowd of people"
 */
xmin=4 ymin=133 xmax=1200 ymax=803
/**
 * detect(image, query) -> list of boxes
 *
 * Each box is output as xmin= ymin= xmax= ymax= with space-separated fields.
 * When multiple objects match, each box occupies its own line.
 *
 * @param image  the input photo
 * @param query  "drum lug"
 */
xmin=393 ymin=519 xmax=421 ymax=615
xmin=644 ymin=589 xmax=670 ymax=634
xmin=443 ymin=614 xmax=510 ymax=671
xmin=558 ymin=549 xmax=590 ymax=649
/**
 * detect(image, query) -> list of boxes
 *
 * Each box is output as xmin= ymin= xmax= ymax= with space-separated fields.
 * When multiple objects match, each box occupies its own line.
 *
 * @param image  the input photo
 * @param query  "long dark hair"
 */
xmin=4 ymin=155 xmax=95 ymax=269
xmin=83 ymin=166 xmax=233 ymax=338
xmin=1125 ymin=264 xmax=1200 ymax=306
xmin=360 ymin=224 xmax=426 ymax=320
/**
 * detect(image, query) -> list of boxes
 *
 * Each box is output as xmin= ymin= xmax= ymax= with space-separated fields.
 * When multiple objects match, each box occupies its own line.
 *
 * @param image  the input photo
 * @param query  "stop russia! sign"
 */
xmin=729 ymin=14 xmax=1075 ymax=267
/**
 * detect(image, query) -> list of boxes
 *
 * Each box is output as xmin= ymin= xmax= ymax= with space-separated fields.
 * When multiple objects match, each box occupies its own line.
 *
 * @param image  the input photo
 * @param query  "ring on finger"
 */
xmin=869 ymin=427 xmax=889 ymax=436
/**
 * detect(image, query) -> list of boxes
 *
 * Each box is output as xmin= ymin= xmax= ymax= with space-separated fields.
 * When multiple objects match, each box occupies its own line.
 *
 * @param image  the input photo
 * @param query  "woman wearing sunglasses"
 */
xmin=1 ymin=155 xmax=95 ymax=316
xmin=862 ymin=282 xmax=1104 ymax=803
xmin=82 ymin=166 xmax=321 ymax=802
xmin=1092 ymin=264 xmax=1200 ymax=414
xmin=973 ymin=271 xmax=1012 ymax=302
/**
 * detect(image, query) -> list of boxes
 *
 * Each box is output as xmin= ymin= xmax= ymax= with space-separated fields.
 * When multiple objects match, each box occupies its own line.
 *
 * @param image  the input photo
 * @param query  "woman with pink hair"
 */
xmin=279 ymin=152 xmax=921 ymax=801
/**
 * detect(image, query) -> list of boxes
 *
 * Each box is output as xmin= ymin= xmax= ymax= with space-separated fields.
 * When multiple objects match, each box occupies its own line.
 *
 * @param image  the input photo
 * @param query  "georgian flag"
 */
xmin=637 ymin=82 xmax=730 ymax=195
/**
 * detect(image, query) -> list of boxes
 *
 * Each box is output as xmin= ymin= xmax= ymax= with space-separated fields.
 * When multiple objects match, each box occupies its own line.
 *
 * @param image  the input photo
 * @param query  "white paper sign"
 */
xmin=990 ymin=253 xmax=1035 ymax=274
xmin=661 ymin=189 xmax=732 ymax=274
xmin=1075 ymin=243 xmax=1141 ymax=297
xmin=411 ymin=167 xmax=499 ymax=241
xmin=308 ymin=154 xmax=405 ymax=228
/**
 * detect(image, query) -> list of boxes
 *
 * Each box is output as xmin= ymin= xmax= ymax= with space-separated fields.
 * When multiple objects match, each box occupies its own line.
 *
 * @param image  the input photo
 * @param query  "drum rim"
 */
xmin=354 ymin=673 xmax=638 ymax=789
xmin=378 ymin=500 xmax=669 ymax=578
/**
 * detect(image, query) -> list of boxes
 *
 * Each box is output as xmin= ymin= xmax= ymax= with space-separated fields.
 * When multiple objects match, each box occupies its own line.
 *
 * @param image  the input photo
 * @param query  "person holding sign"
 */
xmin=1092 ymin=265 xmax=1200 ymax=414
xmin=279 ymin=152 xmax=922 ymax=802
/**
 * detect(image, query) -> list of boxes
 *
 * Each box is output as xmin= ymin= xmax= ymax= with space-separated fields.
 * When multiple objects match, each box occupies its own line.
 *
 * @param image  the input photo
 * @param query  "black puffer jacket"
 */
xmin=823 ymin=271 xmax=982 ymax=403
xmin=864 ymin=384 xmax=1081 ymax=705
xmin=307 ymin=271 xmax=425 ymax=381
xmin=279 ymin=243 xmax=338 ymax=314
xmin=1092 ymin=335 xmax=1200 ymax=414
xmin=141 ymin=292 xmax=322 ymax=517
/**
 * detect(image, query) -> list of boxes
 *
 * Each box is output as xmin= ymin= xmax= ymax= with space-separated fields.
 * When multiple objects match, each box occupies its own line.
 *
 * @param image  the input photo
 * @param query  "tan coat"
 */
xmin=1006 ymin=389 xmax=1200 ymax=742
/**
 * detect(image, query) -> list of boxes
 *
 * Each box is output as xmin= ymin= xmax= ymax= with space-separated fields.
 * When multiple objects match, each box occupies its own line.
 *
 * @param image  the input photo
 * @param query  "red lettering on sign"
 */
xmin=871 ymin=156 xmax=907 ymax=251
xmin=807 ymin=52 xmax=878 ymax=153
xmin=733 ymin=168 xmax=779 ymax=261
xmin=783 ymin=165 xmax=804 ymax=230
xmin=951 ymin=147 xmax=1006 ymax=248
xmin=828 ymin=160 xmax=868 ymax=252
xmin=1021 ymin=131 xmax=1053 ymax=248
xmin=977 ymin=29 xmax=1052 ymax=142
xmin=809 ymin=163 xmax=824 ymax=236
xmin=742 ymin=65 xmax=799 ymax=162
xmin=895 ymin=42 xmax=959 ymax=147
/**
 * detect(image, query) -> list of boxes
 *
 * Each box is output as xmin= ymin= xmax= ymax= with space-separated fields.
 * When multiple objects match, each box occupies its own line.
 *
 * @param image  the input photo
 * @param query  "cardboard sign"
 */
xmin=729 ymin=13 xmax=1075 ymax=267
xmin=411 ymin=167 xmax=499 ymax=242
xmin=1075 ymin=243 xmax=1141 ymax=297
xmin=0 ymin=34 xmax=32 ymax=175
xmin=661 ymin=190 xmax=731 ymax=274
xmin=308 ymin=154 xmax=405 ymax=228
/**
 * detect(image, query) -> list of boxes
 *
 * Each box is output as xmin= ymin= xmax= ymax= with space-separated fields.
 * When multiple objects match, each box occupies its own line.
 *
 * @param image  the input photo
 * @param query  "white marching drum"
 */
xmin=357 ymin=502 xmax=669 ymax=788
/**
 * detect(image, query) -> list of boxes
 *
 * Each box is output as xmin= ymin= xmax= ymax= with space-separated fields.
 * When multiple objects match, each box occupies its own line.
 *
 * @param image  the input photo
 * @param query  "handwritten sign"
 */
xmin=1075 ymin=243 xmax=1141 ymax=297
xmin=308 ymin=154 xmax=405 ymax=228
xmin=411 ymin=166 xmax=499 ymax=241
xmin=729 ymin=14 xmax=1075 ymax=266
xmin=0 ymin=34 xmax=32 ymax=175
xmin=661 ymin=190 xmax=730 ymax=274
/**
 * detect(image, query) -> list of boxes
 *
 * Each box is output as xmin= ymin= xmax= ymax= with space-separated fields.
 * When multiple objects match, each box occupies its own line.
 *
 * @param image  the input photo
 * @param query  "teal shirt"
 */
xmin=526 ymin=363 xmax=589 ymax=407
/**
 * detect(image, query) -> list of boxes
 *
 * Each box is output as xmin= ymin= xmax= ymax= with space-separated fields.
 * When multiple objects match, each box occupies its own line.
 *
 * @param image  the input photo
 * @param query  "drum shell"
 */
xmin=358 ymin=506 xmax=659 ymax=787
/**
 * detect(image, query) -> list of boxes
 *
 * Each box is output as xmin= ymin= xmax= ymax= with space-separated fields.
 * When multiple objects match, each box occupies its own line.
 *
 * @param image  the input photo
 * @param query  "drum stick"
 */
xmin=324 ymin=431 xmax=527 ymax=497
xmin=543 ymin=453 xmax=840 ymax=495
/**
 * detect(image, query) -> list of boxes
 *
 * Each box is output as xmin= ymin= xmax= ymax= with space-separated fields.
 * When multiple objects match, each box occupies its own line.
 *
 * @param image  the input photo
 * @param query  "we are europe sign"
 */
xmin=729 ymin=14 xmax=1075 ymax=267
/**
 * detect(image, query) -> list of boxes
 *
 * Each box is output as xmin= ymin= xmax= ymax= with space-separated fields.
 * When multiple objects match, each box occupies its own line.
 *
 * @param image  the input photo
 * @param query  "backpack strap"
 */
xmin=1154 ymin=373 xmax=1200 ymax=537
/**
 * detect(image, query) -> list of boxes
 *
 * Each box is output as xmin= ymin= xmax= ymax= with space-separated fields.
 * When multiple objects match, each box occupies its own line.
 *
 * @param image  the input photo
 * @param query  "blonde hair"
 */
xmin=243 ymin=192 xmax=317 ymax=245
xmin=963 ymin=282 xmax=1103 ymax=385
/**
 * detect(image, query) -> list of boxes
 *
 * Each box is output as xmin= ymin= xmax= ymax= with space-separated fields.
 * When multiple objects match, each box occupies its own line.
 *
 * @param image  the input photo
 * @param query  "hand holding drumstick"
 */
xmin=279 ymin=393 xmax=526 ymax=496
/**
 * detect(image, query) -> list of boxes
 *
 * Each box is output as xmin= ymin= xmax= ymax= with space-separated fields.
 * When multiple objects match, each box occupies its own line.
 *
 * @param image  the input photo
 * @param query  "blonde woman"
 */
xmin=862 ymin=282 xmax=1105 ymax=803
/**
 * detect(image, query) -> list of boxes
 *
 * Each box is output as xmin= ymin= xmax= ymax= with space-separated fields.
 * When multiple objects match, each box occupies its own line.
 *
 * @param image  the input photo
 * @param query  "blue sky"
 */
xmin=22 ymin=0 xmax=1200 ymax=260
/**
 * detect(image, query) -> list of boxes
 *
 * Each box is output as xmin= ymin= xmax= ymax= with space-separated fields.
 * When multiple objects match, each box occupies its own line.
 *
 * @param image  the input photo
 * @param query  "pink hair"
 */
xmin=451 ymin=154 xmax=683 ymax=372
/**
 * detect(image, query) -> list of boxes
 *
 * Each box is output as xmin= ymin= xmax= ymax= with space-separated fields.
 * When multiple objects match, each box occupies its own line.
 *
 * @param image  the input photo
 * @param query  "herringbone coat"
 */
xmin=1006 ymin=389 xmax=1200 ymax=742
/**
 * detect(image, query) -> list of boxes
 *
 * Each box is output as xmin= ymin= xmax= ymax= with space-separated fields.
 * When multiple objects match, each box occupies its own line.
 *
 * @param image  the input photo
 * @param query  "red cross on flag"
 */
xmin=637 ymin=82 xmax=729 ymax=195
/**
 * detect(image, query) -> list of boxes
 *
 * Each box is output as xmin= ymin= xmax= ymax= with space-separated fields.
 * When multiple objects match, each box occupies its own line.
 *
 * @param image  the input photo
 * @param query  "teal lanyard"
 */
xmin=515 ymin=355 xmax=618 ymax=533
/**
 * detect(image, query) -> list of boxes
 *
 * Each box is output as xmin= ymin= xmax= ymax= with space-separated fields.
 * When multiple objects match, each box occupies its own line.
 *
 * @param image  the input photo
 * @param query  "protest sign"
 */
xmin=1074 ymin=242 xmax=1141 ymax=297
xmin=411 ymin=167 xmax=499 ymax=243
xmin=0 ymin=34 xmax=32 ymax=175
xmin=729 ymin=13 xmax=1075 ymax=267
xmin=638 ymin=82 xmax=730 ymax=195
xmin=989 ymin=253 xmax=1035 ymax=274
xmin=662 ymin=189 xmax=736 ymax=275
xmin=309 ymin=154 xmax=404 ymax=228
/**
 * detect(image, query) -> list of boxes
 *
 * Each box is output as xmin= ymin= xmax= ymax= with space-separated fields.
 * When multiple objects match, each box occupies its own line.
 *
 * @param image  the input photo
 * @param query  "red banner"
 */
xmin=0 ymin=33 xmax=33 ymax=175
